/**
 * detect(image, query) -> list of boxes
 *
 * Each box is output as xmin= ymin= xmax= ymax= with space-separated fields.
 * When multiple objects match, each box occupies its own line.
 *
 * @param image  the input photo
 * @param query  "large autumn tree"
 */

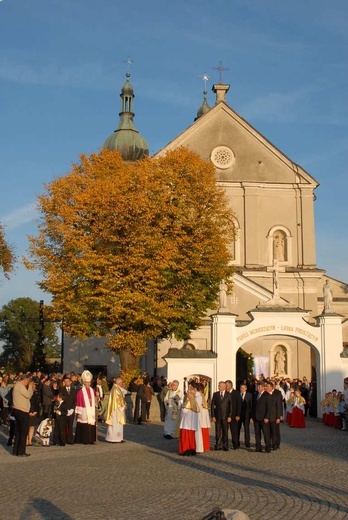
xmin=25 ymin=148 xmax=236 ymax=375
xmin=0 ymin=224 xmax=15 ymax=279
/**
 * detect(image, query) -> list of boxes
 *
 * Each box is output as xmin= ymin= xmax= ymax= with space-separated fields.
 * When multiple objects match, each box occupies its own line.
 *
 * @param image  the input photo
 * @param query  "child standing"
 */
xmin=53 ymin=393 xmax=68 ymax=446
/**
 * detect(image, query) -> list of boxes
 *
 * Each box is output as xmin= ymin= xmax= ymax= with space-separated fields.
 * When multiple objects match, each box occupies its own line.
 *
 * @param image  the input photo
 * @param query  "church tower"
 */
xmin=104 ymin=71 xmax=149 ymax=161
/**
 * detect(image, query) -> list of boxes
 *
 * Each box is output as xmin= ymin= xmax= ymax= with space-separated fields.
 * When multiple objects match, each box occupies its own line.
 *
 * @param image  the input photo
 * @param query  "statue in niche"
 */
xmin=273 ymin=231 xmax=286 ymax=262
xmin=219 ymin=280 xmax=228 ymax=310
xmin=340 ymin=345 xmax=348 ymax=358
xmin=323 ymin=280 xmax=333 ymax=311
xmin=274 ymin=349 xmax=286 ymax=375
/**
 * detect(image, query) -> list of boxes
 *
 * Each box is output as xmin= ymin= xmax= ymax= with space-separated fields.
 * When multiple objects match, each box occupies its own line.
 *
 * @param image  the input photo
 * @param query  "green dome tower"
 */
xmin=104 ymin=72 xmax=149 ymax=161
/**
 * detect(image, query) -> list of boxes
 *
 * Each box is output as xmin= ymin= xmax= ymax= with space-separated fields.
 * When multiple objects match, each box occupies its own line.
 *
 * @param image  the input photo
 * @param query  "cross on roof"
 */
xmin=213 ymin=60 xmax=229 ymax=83
xmin=199 ymin=72 xmax=210 ymax=91
xmin=124 ymin=57 xmax=133 ymax=72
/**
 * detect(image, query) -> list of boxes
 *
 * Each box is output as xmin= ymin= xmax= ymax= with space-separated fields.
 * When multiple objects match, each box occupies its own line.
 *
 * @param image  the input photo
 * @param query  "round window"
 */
xmin=211 ymin=146 xmax=235 ymax=170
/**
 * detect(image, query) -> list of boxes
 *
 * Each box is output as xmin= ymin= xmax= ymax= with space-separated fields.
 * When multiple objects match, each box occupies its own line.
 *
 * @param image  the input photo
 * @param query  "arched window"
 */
xmin=267 ymin=226 xmax=292 ymax=266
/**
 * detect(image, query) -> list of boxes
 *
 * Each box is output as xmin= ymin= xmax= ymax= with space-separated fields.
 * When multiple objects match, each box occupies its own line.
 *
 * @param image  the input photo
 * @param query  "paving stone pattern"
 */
xmin=0 ymin=418 xmax=347 ymax=520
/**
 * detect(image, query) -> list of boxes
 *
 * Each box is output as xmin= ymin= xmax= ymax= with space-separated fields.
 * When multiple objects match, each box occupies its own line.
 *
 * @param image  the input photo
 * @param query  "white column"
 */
xmin=211 ymin=312 xmax=237 ymax=389
xmin=318 ymin=313 xmax=344 ymax=396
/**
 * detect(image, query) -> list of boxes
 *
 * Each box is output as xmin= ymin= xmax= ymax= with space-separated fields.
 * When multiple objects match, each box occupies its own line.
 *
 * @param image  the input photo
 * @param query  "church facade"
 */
xmin=63 ymin=74 xmax=348 ymax=410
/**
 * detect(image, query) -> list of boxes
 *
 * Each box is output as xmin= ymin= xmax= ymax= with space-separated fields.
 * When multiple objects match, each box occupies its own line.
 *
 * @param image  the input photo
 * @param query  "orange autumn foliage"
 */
xmin=0 ymin=224 xmax=15 ymax=279
xmin=25 ymin=147 xmax=236 ymax=364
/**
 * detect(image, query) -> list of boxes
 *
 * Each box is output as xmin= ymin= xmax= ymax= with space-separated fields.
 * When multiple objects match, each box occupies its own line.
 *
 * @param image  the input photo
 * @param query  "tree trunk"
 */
xmin=119 ymin=348 xmax=140 ymax=372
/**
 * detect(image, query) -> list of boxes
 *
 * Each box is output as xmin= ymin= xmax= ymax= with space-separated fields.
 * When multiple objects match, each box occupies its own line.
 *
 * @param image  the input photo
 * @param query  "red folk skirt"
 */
xmin=290 ymin=407 xmax=306 ymax=428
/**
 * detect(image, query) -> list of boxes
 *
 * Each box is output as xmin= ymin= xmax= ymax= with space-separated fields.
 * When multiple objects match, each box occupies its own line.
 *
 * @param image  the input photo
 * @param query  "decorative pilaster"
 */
xmin=317 ymin=312 xmax=344 ymax=398
xmin=211 ymin=312 xmax=237 ymax=385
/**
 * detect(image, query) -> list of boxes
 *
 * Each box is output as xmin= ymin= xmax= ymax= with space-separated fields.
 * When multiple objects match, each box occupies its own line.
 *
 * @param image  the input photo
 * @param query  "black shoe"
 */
xmin=265 ymin=449 xmax=271 ymax=453
xmin=164 ymin=434 xmax=173 ymax=439
xmin=214 ymin=446 xmax=222 ymax=451
xmin=7 ymin=441 xmax=12 ymax=446
xmin=254 ymin=449 xmax=262 ymax=452
xmin=223 ymin=447 xmax=228 ymax=451
xmin=19 ymin=453 xmax=31 ymax=457
xmin=245 ymin=443 xmax=251 ymax=448
xmin=120 ymin=440 xmax=126 ymax=443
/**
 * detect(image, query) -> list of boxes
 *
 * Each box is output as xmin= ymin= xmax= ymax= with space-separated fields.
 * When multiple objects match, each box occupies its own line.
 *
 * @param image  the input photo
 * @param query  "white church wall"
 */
xmin=63 ymin=335 xmax=120 ymax=377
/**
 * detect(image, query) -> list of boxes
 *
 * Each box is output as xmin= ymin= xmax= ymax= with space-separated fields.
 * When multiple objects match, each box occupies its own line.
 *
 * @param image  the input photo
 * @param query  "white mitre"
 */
xmin=81 ymin=370 xmax=93 ymax=383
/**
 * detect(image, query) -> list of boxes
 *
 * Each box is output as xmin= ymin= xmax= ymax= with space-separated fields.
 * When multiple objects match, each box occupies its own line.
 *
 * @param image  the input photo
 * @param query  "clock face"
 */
xmin=210 ymin=146 xmax=235 ymax=170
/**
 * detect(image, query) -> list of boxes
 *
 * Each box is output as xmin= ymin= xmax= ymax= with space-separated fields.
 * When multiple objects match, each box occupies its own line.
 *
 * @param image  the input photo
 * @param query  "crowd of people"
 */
xmin=1 ymin=369 xmax=347 ymax=458
xmin=0 ymin=369 xmax=130 ymax=456
xmin=159 ymin=374 xmax=348 ymax=456
xmin=320 ymin=388 xmax=348 ymax=431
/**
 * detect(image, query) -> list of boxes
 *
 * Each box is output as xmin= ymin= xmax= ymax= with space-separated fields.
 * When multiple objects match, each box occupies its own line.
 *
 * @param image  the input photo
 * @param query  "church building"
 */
xmin=63 ymin=70 xmax=348 ymax=411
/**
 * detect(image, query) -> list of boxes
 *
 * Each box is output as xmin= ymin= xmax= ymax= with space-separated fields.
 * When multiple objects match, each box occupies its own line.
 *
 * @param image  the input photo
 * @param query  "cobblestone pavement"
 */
xmin=0 ymin=417 xmax=347 ymax=520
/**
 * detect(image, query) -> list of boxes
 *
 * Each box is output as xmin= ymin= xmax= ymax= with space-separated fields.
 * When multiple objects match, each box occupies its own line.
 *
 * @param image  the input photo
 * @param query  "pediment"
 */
xmin=229 ymin=273 xmax=291 ymax=320
xmin=155 ymin=102 xmax=318 ymax=187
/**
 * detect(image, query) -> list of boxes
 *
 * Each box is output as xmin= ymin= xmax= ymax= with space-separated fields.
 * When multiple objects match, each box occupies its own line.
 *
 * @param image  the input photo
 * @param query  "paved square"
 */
xmin=1 ymin=418 xmax=347 ymax=520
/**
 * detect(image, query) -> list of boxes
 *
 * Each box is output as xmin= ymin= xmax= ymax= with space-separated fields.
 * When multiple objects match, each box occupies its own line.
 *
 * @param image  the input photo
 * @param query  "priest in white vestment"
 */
xmin=105 ymin=378 xmax=126 ymax=443
xmin=163 ymin=380 xmax=183 ymax=439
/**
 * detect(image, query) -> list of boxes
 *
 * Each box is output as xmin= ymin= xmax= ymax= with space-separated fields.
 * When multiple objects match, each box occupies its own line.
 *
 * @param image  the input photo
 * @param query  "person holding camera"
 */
xmin=12 ymin=374 xmax=34 ymax=457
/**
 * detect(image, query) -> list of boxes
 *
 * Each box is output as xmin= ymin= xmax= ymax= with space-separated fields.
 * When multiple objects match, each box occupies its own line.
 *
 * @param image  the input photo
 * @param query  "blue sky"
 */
xmin=0 ymin=0 xmax=347 ymax=308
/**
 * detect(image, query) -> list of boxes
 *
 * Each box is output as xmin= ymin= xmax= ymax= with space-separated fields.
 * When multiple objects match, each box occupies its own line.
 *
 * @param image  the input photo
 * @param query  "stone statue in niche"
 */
xmin=323 ymin=280 xmax=333 ymax=311
xmin=274 ymin=349 xmax=286 ymax=375
xmin=219 ymin=280 xmax=228 ymax=310
xmin=273 ymin=231 xmax=286 ymax=262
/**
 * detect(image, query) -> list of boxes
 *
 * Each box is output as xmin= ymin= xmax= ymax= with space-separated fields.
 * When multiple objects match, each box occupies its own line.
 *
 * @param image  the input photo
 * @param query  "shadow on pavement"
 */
xmin=19 ymin=498 xmax=73 ymax=520
xmin=148 ymin=449 xmax=348 ymax=515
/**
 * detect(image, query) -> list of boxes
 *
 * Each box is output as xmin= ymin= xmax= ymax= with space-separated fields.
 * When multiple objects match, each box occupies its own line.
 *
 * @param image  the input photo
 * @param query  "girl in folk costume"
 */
xmin=285 ymin=386 xmax=295 ymax=425
xmin=74 ymin=370 xmax=97 ymax=445
xmin=163 ymin=380 xmax=183 ymax=439
xmin=328 ymin=390 xmax=337 ymax=427
xmin=178 ymin=388 xmax=200 ymax=456
xmin=196 ymin=383 xmax=211 ymax=452
xmin=320 ymin=392 xmax=330 ymax=425
xmin=290 ymin=389 xmax=306 ymax=428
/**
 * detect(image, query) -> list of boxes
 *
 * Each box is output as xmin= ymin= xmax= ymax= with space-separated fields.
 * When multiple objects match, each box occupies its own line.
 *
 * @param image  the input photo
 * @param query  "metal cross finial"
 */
xmin=213 ymin=60 xmax=229 ymax=83
xmin=199 ymin=72 xmax=210 ymax=91
xmin=124 ymin=57 xmax=133 ymax=72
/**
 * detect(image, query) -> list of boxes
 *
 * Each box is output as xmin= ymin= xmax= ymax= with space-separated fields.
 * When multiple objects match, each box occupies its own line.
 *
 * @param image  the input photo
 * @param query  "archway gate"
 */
xmin=211 ymin=308 xmax=344 ymax=418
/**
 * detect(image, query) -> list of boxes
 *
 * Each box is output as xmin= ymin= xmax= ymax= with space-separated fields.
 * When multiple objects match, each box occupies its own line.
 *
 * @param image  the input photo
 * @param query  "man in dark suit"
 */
xmin=252 ymin=381 xmax=271 ymax=453
xmin=225 ymin=380 xmax=241 ymax=450
xmin=238 ymin=383 xmax=253 ymax=448
xmin=41 ymin=379 xmax=54 ymax=419
xmin=211 ymin=381 xmax=232 ymax=451
xmin=266 ymin=381 xmax=282 ymax=450
xmin=60 ymin=375 xmax=77 ymax=444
